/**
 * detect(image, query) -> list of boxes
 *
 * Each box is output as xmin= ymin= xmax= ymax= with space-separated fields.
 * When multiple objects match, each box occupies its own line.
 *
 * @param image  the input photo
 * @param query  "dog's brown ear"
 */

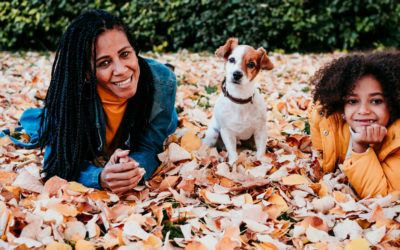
xmin=257 ymin=47 xmax=274 ymax=70
xmin=215 ymin=38 xmax=238 ymax=60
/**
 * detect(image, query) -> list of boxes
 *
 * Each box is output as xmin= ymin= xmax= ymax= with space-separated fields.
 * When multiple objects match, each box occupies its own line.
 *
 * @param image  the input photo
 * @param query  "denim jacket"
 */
xmin=5 ymin=58 xmax=178 ymax=189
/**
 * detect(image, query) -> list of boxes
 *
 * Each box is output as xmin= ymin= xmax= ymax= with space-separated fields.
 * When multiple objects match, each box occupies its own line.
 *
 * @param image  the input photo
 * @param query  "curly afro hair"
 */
xmin=311 ymin=51 xmax=400 ymax=121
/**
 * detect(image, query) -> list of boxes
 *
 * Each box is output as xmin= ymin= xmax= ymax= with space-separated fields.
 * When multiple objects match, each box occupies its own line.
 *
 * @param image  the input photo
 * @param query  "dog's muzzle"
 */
xmin=232 ymin=71 xmax=243 ymax=84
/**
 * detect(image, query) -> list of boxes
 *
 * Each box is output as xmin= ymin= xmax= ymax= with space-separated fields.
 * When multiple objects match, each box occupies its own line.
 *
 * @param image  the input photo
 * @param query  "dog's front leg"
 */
xmin=254 ymin=127 xmax=267 ymax=161
xmin=220 ymin=128 xmax=238 ymax=165
xmin=203 ymin=116 xmax=219 ymax=146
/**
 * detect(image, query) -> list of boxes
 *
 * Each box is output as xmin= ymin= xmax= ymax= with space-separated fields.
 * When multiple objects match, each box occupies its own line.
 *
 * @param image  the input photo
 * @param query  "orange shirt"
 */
xmin=96 ymin=84 xmax=128 ymax=148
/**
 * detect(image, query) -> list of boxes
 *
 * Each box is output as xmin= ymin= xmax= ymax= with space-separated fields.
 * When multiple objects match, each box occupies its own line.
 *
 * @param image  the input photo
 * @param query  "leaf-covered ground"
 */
xmin=1 ymin=51 xmax=400 ymax=249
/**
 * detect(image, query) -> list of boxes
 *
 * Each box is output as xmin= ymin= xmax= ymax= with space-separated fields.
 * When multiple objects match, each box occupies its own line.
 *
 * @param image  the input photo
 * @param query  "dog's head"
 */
xmin=215 ymin=38 xmax=273 ymax=86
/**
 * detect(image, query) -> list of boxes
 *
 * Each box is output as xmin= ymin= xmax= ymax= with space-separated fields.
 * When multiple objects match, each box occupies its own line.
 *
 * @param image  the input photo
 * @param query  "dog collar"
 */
xmin=221 ymin=79 xmax=254 ymax=104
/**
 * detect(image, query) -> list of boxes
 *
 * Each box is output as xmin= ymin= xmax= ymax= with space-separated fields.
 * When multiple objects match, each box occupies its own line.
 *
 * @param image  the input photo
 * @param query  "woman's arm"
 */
xmin=129 ymin=59 xmax=178 ymax=180
xmin=129 ymin=108 xmax=178 ymax=180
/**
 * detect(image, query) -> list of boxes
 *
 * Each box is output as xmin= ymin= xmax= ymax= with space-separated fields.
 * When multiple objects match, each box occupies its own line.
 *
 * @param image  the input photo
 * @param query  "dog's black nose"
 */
xmin=233 ymin=71 xmax=243 ymax=81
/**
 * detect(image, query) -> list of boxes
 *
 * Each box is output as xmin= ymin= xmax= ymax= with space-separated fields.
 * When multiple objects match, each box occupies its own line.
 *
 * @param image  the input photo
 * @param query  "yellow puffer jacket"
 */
xmin=309 ymin=104 xmax=400 ymax=198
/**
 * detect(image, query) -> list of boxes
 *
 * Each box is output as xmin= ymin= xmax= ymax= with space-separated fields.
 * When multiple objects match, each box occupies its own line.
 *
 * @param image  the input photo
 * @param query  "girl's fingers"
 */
xmin=354 ymin=125 xmax=387 ymax=144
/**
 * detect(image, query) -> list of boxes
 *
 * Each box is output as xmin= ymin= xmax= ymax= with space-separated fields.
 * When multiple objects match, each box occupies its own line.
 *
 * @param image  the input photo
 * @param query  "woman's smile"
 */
xmin=112 ymin=75 xmax=132 ymax=87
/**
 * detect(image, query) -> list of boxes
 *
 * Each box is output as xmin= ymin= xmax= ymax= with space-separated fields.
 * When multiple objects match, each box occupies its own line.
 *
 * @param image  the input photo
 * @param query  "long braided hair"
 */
xmin=40 ymin=9 xmax=154 ymax=181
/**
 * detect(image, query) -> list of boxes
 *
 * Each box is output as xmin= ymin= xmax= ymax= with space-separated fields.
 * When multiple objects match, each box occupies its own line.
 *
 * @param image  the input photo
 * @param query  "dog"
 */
xmin=203 ymin=37 xmax=274 ymax=164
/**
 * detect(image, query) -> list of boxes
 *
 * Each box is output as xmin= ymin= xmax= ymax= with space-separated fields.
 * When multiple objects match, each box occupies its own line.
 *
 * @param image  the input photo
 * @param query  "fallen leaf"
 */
xmin=281 ymin=174 xmax=310 ymax=185
xmin=181 ymin=130 xmax=202 ymax=152
xmin=12 ymin=169 xmax=43 ymax=193
xmin=344 ymin=238 xmax=370 ymax=250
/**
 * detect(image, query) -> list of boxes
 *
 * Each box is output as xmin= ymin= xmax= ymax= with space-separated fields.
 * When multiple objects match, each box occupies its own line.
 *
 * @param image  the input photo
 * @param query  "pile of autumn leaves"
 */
xmin=0 ymin=51 xmax=400 ymax=249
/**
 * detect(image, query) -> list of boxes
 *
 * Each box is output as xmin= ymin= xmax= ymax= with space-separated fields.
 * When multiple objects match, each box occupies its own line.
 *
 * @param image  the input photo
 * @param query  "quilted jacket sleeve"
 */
xmin=343 ymin=148 xmax=400 ymax=198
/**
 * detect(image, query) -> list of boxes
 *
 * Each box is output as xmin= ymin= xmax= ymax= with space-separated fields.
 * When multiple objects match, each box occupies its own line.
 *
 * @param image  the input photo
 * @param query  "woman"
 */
xmin=38 ymin=9 xmax=177 ymax=194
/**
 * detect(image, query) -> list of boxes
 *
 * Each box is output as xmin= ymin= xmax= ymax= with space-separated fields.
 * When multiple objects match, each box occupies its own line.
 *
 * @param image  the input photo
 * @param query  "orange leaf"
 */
xmin=66 ymin=182 xmax=90 ymax=193
xmin=0 ymin=170 xmax=17 ymax=185
xmin=268 ymin=194 xmax=289 ymax=214
xmin=44 ymin=176 xmax=68 ymax=196
xmin=75 ymin=239 xmax=95 ymax=250
xmin=181 ymin=130 xmax=202 ymax=152
xmin=185 ymin=241 xmax=208 ymax=250
xmin=45 ymin=241 xmax=72 ymax=250
xmin=281 ymin=174 xmax=310 ymax=185
xmin=159 ymin=176 xmax=180 ymax=192
xmin=48 ymin=203 xmax=78 ymax=217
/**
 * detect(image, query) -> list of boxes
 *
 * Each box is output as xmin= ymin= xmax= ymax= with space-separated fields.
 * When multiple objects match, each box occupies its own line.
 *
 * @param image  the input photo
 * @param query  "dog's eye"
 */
xmin=228 ymin=57 xmax=235 ymax=63
xmin=247 ymin=61 xmax=256 ymax=69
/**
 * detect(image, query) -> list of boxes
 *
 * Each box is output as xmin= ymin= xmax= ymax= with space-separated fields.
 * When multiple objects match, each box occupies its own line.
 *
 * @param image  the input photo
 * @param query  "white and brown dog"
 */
xmin=203 ymin=38 xmax=274 ymax=164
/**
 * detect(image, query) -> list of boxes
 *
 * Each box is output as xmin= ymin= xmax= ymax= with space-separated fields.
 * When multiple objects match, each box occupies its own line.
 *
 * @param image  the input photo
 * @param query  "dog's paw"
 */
xmin=228 ymin=155 xmax=238 ymax=165
xmin=256 ymin=154 xmax=268 ymax=163
xmin=202 ymin=136 xmax=216 ymax=147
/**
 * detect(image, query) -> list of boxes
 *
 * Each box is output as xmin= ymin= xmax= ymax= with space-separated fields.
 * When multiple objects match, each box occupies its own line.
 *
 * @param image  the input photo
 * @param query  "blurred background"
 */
xmin=1 ymin=0 xmax=399 ymax=53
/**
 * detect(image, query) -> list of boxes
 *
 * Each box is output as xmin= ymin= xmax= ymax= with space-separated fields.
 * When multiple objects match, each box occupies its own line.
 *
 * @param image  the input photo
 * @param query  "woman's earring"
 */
xmin=341 ymin=113 xmax=345 ymax=120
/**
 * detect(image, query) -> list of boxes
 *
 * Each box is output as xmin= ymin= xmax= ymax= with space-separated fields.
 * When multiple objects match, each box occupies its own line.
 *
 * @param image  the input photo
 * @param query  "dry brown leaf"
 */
xmin=200 ymin=189 xmax=231 ymax=205
xmin=168 ymin=143 xmax=192 ymax=162
xmin=159 ymin=176 xmax=180 ymax=191
xmin=300 ymin=216 xmax=329 ymax=232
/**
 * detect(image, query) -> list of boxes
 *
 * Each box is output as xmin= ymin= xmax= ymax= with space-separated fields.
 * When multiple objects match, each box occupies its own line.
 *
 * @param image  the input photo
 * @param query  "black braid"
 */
xmin=39 ymin=9 xmax=153 ymax=181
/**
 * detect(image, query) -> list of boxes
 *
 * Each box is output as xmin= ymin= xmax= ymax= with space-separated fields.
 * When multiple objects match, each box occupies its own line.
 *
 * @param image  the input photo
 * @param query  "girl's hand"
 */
xmin=100 ymin=149 xmax=146 ymax=194
xmin=352 ymin=124 xmax=387 ymax=153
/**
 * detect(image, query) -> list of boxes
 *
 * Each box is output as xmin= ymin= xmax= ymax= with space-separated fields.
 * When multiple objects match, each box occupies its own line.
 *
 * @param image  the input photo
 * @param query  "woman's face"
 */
xmin=344 ymin=75 xmax=390 ymax=130
xmin=94 ymin=28 xmax=140 ymax=99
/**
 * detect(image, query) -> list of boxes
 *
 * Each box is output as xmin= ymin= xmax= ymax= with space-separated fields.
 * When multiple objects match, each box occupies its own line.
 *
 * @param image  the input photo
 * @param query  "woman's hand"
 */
xmin=352 ymin=124 xmax=387 ymax=153
xmin=100 ymin=149 xmax=145 ymax=194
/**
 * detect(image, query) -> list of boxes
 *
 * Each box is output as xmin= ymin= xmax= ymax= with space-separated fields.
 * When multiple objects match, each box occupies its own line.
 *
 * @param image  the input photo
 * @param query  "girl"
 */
xmin=37 ymin=9 xmax=177 ymax=194
xmin=309 ymin=51 xmax=400 ymax=198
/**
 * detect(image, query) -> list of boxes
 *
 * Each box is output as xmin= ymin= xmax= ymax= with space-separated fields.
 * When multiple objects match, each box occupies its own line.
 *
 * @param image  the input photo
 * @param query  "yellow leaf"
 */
xmin=143 ymin=234 xmax=162 ymax=249
xmin=67 ymin=182 xmax=89 ymax=193
xmin=344 ymin=238 xmax=370 ymax=250
xmin=185 ymin=241 xmax=208 ymax=250
xmin=281 ymin=174 xmax=310 ymax=185
xmin=268 ymin=194 xmax=289 ymax=213
xmin=45 ymin=241 xmax=72 ymax=250
xmin=181 ymin=130 xmax=202 ymax=152
xmin=333 ymin=191 xmax=348 ymax=203
xmin=318 ymin=181 xmax=329 ymax=197
xmin=75 ymin=239 xmax=95 ymax=250
xmin=48 ymin=203 xmax=78 ymax=217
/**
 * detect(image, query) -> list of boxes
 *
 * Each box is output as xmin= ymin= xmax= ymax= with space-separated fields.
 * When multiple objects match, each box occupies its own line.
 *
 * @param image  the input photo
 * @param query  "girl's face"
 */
xmin=94 ymin=28 xmax=140 ymax=99
xmin=344 ymin=75 xmax=390 ymax=129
